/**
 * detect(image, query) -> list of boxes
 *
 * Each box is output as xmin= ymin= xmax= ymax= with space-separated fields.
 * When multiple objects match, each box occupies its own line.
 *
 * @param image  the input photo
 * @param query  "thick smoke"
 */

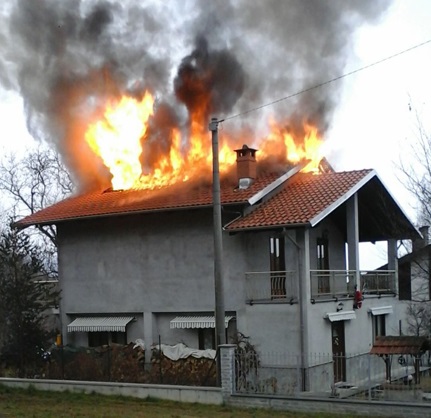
xmin=0 ymin=0 xmax=391 ymax=190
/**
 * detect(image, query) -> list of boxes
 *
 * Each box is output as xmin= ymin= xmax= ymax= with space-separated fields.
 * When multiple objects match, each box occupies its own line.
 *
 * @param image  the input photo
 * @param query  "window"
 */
xmin=88 ymin=332 xmax=127 ymax=347
xmin=198 ymin=328 xmax=216 ymax=350
xmin=270 ymin=235 xmax=286 ymax=298
xmin=373 ymin=315 xmax=386 ymax=341
xmin=317 ymin=236 xmax=330 ymax=293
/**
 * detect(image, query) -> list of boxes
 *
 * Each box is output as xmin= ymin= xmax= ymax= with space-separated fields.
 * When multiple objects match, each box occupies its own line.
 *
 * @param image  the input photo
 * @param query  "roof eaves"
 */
xmin=309 ymin=169 xmax=376 ymax=227
xmin=16 ymin=201 xmax=218 ymax=229
xmin=372 ymin=171 xmax=421 ymax=239
xmin=225 ymin=221 xmax=309 ymax=233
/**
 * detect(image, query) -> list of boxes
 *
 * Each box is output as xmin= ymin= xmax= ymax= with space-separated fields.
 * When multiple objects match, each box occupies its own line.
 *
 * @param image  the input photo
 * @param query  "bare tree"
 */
xmin=0 ymin=144 xmax=74 ymax=275
xmin=397 ymin=106 xmax=431 ymax=335
xmin=397 ymin=110 xmax=431 ymax=227
xmin=0 ymin=144 xmax=74 ymax=247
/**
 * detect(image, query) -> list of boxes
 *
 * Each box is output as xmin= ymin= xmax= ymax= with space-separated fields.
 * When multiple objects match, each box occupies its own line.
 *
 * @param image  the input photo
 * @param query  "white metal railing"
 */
xmin=310 ymin=270 xmax=396 ymax=300
xmin=310 ymin=270 xmax=356 ymax=300
xmin=360 ymin=270 xmax=396 ymax=295
xmin=245 ymin=271 xmax=297 ymax=304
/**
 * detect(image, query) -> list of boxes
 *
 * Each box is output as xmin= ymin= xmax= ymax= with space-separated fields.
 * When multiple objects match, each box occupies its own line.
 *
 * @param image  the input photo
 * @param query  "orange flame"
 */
xmin=85 ymin=93 xmax=154 ymax=190
xmin=85 ymin=92 xmax=324 ymax=190
xmin=259 ymin=120 xmax=323 ymax=173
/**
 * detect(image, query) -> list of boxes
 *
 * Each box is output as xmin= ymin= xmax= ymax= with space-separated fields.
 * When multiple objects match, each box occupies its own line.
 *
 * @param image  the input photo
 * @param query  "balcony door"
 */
xmin=331 ymin=321 xmax=346 ymax=383
xmin=270 ymin=235 xmax=286 ymax=298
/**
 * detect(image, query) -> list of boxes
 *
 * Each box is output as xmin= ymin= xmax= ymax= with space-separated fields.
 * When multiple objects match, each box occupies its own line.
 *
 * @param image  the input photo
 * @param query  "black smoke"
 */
xmin=0 ymin=0 xmax=392 ymax=189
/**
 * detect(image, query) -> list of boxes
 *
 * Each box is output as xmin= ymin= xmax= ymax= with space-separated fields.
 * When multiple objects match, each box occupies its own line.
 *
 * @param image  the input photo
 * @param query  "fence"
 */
xmin=0 ymin=343 xmax=217 ymax=387
xmin=234 ymin=350 xmax=431 ymax=402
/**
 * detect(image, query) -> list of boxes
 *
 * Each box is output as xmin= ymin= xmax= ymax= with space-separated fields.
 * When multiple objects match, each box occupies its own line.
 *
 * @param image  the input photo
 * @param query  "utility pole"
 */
xmin=209 ymin=117 xmax=226 ymax=354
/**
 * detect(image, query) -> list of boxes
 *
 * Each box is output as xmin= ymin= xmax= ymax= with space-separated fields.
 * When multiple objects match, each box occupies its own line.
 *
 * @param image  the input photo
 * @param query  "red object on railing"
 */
xmin=353 ymin=288 xmax=363 ymax=309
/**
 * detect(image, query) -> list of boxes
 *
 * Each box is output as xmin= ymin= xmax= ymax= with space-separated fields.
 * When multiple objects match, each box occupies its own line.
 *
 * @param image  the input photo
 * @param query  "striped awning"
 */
xmin=170 ymin=315 xmax=235 ymax=329
xmin=67 ymin=316 xmax=134 ymax=332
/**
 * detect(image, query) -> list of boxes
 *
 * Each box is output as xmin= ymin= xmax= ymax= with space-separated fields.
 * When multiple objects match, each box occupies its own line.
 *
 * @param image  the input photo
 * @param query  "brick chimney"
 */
xmin=234 ymin=145 xmax=257 ymax=189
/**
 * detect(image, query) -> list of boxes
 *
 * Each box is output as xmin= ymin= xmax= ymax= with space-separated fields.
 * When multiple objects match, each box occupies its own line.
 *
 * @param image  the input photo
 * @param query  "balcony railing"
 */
xmin=245 ymin=271 xmax=297 ymax=304
xmin=310 ymin=269 xmax=396 ymax=300
xmin=245 ymin=269 xmax=396 ymax=304
xmin=360 ymin=270 xmax=396 ymax=295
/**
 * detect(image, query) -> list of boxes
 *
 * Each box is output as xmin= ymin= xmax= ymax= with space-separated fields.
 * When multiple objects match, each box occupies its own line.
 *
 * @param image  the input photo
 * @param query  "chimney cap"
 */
xmin=234 ymin=144 xmax=258 ymax=158
xmin=234 ymin=144 xmax=258 ymax=152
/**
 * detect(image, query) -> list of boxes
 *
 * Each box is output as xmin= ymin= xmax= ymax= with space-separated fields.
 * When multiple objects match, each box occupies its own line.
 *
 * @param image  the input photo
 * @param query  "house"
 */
xmin=16 ymin=147 xmax=419 ymax=389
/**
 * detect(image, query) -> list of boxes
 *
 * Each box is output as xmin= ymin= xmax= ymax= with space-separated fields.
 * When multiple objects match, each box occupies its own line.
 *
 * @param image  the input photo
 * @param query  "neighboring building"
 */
xmin=16 ymin=147 xmax=419 ymax=389
xmin=397 ymin=226 xmax=431 ymax=303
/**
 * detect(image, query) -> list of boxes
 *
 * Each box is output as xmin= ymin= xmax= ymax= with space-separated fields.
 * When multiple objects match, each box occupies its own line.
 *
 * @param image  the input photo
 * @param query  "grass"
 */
xmin=0 ymin=385 xmax=359 ymax=418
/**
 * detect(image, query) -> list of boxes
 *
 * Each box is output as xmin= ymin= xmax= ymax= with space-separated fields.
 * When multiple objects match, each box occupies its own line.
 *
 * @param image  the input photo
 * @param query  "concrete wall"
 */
xmin=58 ymin=209 xmax=247 ymax=345
xmin=0 ymin=377 xmax=222 ymax=405
xmin=56 ymin=197 xmax=411 ymax=364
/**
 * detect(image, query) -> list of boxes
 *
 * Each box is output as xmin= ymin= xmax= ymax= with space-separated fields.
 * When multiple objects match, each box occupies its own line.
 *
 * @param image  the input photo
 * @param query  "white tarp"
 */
xmin=156 ymin=343 xmax=216 ymax=360
xmin=148 ymin=342 xmax=216 ymax=360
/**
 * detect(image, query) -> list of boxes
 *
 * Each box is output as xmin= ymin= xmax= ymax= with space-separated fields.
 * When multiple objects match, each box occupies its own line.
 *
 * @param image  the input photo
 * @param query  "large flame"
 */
xmin=85 ymin=91 xmax=323 ymax=190
xmin=259 ymin=119 xmax=323 ymax=173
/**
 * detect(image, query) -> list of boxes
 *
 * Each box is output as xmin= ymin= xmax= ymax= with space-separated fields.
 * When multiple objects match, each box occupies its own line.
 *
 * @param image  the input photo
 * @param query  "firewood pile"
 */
xmin=46 ymin=342 xmax=216 ymax=386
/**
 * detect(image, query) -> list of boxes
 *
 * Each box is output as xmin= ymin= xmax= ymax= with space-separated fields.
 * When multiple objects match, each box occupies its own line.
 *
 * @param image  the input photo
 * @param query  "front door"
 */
xmin=331 ymin=321 xmax=346 ymax=383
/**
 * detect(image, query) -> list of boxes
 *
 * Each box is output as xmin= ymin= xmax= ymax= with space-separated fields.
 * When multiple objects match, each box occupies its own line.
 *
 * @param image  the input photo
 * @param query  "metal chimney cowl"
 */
xmin=235 ymin=145 xmax=257 ymax=189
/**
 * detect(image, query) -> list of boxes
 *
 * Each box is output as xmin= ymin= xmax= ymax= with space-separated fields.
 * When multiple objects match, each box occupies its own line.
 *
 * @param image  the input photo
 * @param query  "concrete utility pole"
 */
xmin=208 ymin=117 xmax=226 ymax=350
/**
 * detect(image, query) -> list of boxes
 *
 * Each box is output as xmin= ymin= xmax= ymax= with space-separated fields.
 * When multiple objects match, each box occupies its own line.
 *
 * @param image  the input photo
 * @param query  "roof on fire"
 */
xmin=15 ymin=166 xmax=419 ymax=241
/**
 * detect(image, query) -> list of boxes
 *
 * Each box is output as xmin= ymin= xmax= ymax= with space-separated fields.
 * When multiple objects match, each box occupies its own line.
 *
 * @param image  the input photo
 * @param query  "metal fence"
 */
xmin=234 ymin=350 xmax=431 ymax=403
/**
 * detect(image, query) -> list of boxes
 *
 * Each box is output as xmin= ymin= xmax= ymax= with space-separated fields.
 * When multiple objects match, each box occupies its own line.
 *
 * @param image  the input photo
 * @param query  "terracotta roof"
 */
xmin=226 ymin=169 xmax=373 ymax=230
xmin=15 ymin=172 xmax=282 ymax=228
xmin=370 ymin=336 xmax=431 ymax=355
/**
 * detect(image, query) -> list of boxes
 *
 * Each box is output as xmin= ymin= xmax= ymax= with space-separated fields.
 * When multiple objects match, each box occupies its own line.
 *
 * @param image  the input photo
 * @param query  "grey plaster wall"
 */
xmin=58 ymin=208 xmax=263 ymax=345
xmin=242 ymin=304 xmax=301 ymax=354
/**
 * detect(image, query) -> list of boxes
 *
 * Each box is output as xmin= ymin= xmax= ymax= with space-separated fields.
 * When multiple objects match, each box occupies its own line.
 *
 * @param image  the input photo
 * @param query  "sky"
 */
xmin=0 ymin=0 xmax=430 ymax=267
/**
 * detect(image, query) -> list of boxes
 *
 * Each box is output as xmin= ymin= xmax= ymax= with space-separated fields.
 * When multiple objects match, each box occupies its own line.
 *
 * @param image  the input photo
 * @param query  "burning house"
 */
xmin=16 ymin=141 xmax=419 ymax=388
xmin=9 ymin=0 xmax=415 ymax=390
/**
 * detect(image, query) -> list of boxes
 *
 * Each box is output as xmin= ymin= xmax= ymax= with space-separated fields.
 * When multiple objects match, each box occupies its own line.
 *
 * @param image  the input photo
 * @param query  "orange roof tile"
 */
xmin=226 ymin=169 xmax=374 ymax=230
xmin=15 ymin=172 xmax=282 ymax=228
xmin=370 ymin=336 xmax=431 ymax=355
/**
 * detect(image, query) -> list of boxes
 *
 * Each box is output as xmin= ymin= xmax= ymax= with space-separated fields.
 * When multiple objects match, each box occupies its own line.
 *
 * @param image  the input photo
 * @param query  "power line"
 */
xmin=220 ymin=38 xmax=431 ymax=123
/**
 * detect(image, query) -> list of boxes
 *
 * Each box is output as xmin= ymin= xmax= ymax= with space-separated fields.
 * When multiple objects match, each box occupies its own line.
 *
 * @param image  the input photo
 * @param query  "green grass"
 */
xmin=0 ymin=385 xmax=357 ymax=418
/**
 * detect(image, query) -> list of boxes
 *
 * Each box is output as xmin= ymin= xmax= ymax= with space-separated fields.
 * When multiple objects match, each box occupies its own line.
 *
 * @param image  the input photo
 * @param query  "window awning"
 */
xmin=67 ymin=316 xmax=134 ymax=332
xmin=170 ymin=315 xmax=235 ymax=329
xmin=324 ymin=311 xmax=356 ymax=322
xmin=368 ymin=306 xmax=393 ymax=316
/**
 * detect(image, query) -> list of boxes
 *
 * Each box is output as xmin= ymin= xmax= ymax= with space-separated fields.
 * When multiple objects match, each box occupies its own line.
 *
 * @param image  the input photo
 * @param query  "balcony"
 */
xmin=310 ymin=270 xmax=396 ymax=301
xmin=360 ymin=270 xmax=397 ymax=295
xmin=245 ymin=271 xmax=298 ymax=304
xmin=245 ymin=269 xmax=397 ymax=305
